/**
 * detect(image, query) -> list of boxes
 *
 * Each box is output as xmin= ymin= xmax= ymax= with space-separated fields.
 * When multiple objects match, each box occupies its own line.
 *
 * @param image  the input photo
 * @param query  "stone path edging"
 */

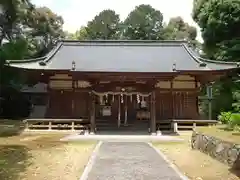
xmin=148 ymin=142 xmax=189 ymax=180
xmin=79 ymin=141 xmax=103 ymax=180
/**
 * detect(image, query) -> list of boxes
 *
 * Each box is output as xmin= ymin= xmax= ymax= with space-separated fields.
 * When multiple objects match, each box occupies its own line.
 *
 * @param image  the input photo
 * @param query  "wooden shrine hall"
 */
xmin=7 ymin=40 xmax=240 ymax=134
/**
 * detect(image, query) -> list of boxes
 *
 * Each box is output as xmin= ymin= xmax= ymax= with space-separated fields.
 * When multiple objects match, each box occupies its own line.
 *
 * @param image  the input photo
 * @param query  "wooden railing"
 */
xmin=23 ymin=118 xmax=218 ymax=133
xmin=156 ymin=119 xmax=218 ymax=132
xmin=23 ymin=119 xmax=91 ymax=131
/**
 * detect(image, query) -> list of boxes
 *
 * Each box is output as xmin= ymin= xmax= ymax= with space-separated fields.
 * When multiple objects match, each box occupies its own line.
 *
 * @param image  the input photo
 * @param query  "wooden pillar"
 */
xmin=48 ymin=121 xmax=52 ymax=130
xmin=207 ymin=85 xmax=213 ymax=120
xmin=25 ymin=121 xmax=29 ymax=130
xmin=173 ymin=121 xmax=178 ymax=133
xmin=124 ymin=95 xmax=128 ymax=126
xmin=171 ymin=80 xmax=174 ymax=119
xmin=195 ymin=80 xmax=200 ymax=118
xmin=71 ymin=80 xmax=76 ymax=118
xmin=193 ymin=122 xmax=196 ymax=130
xmin=90 ymin=92 xmax=96 ymax=134
xmin=118 ymin=95 xmax=121 ymax=127
xmin=151 ymin=91 xmax=156 ymax=135
xmin=71 ymin=121 xmax=75 ymax=131
xmin=71 ymin=99 xmax=75 ymax=118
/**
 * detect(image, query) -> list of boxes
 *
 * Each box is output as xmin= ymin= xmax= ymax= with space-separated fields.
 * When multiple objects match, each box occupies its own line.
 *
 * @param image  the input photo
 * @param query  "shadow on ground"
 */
xmin=230 ymin=153 xmax=240 ymax=178
xmin=218 ymin=127 xmax=240 ymax=136
xmin=0 ymin=121 xmax=25 ymax=137
xmin=0 ymin=145 xmax=32 ymax=180
xmin=232 ymin=132 xmax=240 ymax=136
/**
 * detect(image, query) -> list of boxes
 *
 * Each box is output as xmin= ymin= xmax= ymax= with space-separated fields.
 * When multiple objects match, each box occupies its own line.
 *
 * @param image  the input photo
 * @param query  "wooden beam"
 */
xmin=71 ymin=72 xmax=176 ymax=81
xmin=92 ymin=82 xmax=154 ymax=92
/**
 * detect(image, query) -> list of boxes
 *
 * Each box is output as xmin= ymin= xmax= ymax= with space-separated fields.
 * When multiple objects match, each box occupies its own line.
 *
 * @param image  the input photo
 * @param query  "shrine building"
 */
xmin=6 ymin=40 xmax=240 ymax=134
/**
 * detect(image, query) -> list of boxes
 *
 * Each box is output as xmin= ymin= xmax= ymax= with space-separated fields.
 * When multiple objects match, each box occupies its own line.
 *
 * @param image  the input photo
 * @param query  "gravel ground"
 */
xmin=86 ymin=142 xmax=184 ymax=180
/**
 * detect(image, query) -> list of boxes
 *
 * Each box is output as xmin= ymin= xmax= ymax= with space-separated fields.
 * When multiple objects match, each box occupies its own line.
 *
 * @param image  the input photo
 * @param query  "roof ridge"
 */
xmin=61 ymin=39 xmax=188 ymax=44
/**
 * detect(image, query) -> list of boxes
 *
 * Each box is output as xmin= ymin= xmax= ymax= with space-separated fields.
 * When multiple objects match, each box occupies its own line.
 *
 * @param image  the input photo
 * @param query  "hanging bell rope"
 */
xmin=137 ymin=94 xmax=140 ymax=103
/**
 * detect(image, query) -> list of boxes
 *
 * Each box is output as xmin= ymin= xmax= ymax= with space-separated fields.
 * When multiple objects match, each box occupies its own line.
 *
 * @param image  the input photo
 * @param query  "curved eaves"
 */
xmin=6 ymin=56 xmax=46 ymax=64
xmin=40 ymin=42 xmax=63 ymax=65
xmin=182 ymin=43 xmax=240 ymax=69
xmin=6 ymin=42 xmax=63 ymax=67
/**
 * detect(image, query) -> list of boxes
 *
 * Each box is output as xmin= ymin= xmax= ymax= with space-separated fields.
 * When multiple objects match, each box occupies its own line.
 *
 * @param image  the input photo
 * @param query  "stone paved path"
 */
xmin=84 ymin=142 xmax=186 ymax=180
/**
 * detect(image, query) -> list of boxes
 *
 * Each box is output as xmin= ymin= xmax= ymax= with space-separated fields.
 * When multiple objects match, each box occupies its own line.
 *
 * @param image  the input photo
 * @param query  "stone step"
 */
xmin=96 ymin=124 xmax=148 ymax=130
xmin=96 ymin=120 xmax=149 ymax=131
xmin=96 ymin=122 xmax=148 ymax=126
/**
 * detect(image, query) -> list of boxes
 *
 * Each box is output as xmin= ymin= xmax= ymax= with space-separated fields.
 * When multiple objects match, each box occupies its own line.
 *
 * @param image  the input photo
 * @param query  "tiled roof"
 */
xmin=7 ymin=40 xmax=239 ymax=72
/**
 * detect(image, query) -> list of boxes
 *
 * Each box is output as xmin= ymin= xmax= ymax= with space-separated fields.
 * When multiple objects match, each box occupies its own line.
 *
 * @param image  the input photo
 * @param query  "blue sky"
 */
xmin=32 ymin=0 xmax=202 ymax=41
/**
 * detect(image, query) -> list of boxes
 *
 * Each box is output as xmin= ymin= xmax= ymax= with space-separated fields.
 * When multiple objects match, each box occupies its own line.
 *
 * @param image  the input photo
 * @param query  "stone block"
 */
xmin=191 ymin=130 xmax=240 ymax=168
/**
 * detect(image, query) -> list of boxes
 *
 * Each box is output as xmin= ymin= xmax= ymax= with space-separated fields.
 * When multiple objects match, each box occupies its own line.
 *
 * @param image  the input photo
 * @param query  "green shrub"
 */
xmin=229 ymin=113 xmax=240 ymax=127
xmin=217 ymin=112 xmax=240 ymax=131
xmin=218 ymin=111 xmax=232 ymax=124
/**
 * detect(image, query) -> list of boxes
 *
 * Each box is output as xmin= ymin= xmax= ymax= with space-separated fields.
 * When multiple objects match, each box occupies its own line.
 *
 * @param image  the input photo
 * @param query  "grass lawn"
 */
xmin=153 ymin=132 xmax=239 ymax=180
xmin=0 ymin=119 xmax=96 ymax=180
xmin=196 ymin=125 xmax=240 ymax=144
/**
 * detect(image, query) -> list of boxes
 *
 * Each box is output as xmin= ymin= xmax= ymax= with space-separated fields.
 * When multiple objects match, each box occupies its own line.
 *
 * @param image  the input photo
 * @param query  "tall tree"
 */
xmin=0 ymin=0 xmax=34 ymax=45
xmin=85 ymin=9 xmax=121 ymax=39
xmin=73 ymin=26 xmax=88 ymax=40
xmin=163 ymin=17 xmax=197 ymax=40
xmin=193 ymin=0 xmax=240 ymax=117
xmin=0 ymin=0 xmax=35 ymax=86
xmin=193 ymin=0 xmax=240 ymax=61
xmin=0 ymin=38 xmax=29 ymax=84
xmin=64 ymin=27 xmax=88 ymax=40
xmin=162 ymin=17 xmax=198 ymax=48
xmin=122 ymin=4 xmax=163 ymax=40
xmin=0 ymin=2 xmax=64 ymax=85
xmin=29 ymin=6 xmax=64 ymax=56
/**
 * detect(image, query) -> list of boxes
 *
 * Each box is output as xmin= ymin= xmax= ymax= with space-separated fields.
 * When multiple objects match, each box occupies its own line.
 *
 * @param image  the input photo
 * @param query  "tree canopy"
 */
xmin=0 ymin=0 xmax=64 ymax=85
xmin=68 ymin=26 xmax=88 ymax=40
xmin=85 ymin=9 xmax=121 ymax=40
xmin=193 ymin=0 xmax=240 ymax=118
xmin=29 ymin=6 xmax=64 ymax=56
xmin=162 ymin=16 xmax=198 ymax=47
xmin=71 ymin=5 xmax=198 ymax=43
xmin=193 ymin=0 xmax=240 ymax=61
xmin=0 ymin=0 xmax=34 ymax=44
xmin=0 ymin=1 xmax=64 ymax=57
xmin=122 ymin=4 xmax=164 ymax=40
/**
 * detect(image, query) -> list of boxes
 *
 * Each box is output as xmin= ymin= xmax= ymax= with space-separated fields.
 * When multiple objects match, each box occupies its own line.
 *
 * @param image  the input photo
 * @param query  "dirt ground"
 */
xmin=196 ymin=125 xmax=240 ymax=144
xmin=153 ymin=132 xmax=240 ymax=180
xmin=0 ymin=132 xmax=96 ymax=180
